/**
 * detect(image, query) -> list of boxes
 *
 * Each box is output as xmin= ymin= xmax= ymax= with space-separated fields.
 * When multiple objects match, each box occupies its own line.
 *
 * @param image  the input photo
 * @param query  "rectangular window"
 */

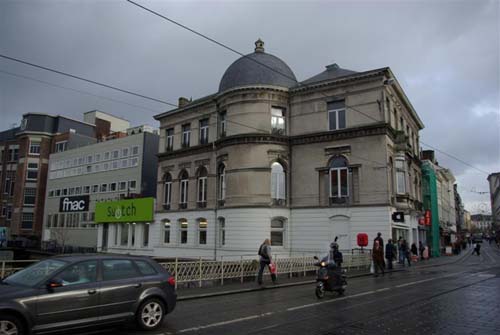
xmin=92 ymin=185 xmax=99 ymax=193
xmin=29 ymin=141 xmax=41 ymax=155
xmin=180 ymin=179 xmax=188 ymax=204
xmin=119 ymin=181 xmax=127 ymax=191
xmin=130 ymin=158 xmax=138 ymax=167
xmin=21 ymin=213 xmax=34 ymax=229
xmin=198 ymin=177 xmax=207 ymax=204
xmin=112 ymin=150 xmax=119 ymax=159
xmin=69 ymin=187 xmax=75 ymax=195
xmin=219 ymin=111 xmax=227 ymax=137
xmin=163 ymin=221 xmax=170 ymax=244
xmin=181 ymin=124 xmax=191 ymax=148
xmin=26 ymin=162 xmax=38 ymax=180
xmin=8 ymin=148 xmax=19 ymax=161
xmin=271 ymin=107 xmax=285 ymax=134
xmin=55 ymin=141 xmax=67 ymax=153
xmin=330 ymin=168 xmax=349 ymax=198
xmin=166 ymin=128 xmax=174 ymax=151
xmin=143 ymin=224 xmax=149 ymax=247
xmin=199 ymin=119 xmax=209 ymax=144
xmin=110 ymin=182 xmax=117 ymax=192
xmin=198 ymin=220 xmax=207 ymax=245
xmin=104 ymin=152 xmax=110 ymax=160
xmin=112 ymin=161 xmax=118 ymax=169
xmin=6 ymin=206 xmax=12 ymax=220
xmin=164 ymin=181 xmax=172 ymax=207
xmin=75 ymin=186 xmax=82 ymax=195
xmin=122 ymin=147 xmax=129 ymax=157
xmin=218 ymin=218 xmax=225 ymax=247
xmin=24 ymin=187 xmax=36 ymax=205
xmin=100 ymin=184 xmax=108 ymax=193
xmin=83 ymin=185 xmax=90 ymax=194
xmin=180 ymin=221 xmax=188 ymax=244
xmin=129 ymin=180 xmax=137 ymax=191
xmin=132 ymin=146 xmax=139 ymax=156
xmin=328 ymin=100 xmax=346 ymax=131
xmin=396 ymin=158 xmax=406 ymax=194
xmin=87 ymin=155 xmax=93 ymax=164
xmin=121 ymin=159 xmax=128 ymax=168
xmin=48 ymin=190 xmax=54 ymax=197
xmin=271 ymin=219 xmax=285 ymax=247
xmin=95 ymin=153 xmax=101 ymax=162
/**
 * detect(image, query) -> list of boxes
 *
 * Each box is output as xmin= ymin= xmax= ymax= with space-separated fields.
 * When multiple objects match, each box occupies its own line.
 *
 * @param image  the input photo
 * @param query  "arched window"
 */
xmin=197 ymin=167 xmax=208 ymax=208
xmin=162 ymin=219 xmax=171 ymax=244
xmin=163 ymin=173 xmax=172 ymax=209
xmin=271 ymin=218 xmax=286 ymax=247
xmin=329 ymin=156 xmax=349 ymax=198
xmin=179 ymin=170 xmax=189 ymax=208
xmin=198 ymin=218 xmax=207 ymax=245
xmin=218 ymin=217 xmax=226 ymax=247
xmin=179 ymin=219 xmax=188 ymax=244
xmin=271 ymin=162 xmax=285 ymax=200
xmin=217 ymin=164 xmax=226 ymax=202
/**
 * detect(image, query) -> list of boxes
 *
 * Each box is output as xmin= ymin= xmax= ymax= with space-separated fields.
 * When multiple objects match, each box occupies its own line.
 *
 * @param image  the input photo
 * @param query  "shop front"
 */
xmin=95 ymin=197 xmax=154 ymax=252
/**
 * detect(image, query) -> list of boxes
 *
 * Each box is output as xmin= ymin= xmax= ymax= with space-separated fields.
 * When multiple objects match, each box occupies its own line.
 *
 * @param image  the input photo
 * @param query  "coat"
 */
xmin=385 ymin=243 xmax=395 ymax=259
xmin=372 ymin=246 xmax=384 ymax=263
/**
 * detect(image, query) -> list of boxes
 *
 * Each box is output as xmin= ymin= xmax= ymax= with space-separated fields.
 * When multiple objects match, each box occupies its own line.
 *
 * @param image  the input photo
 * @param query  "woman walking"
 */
xmin=257 ymin=239 xmax=277 ymax=285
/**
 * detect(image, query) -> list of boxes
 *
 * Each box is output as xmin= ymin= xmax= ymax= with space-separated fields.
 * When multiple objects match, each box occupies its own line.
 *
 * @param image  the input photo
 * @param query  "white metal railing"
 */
xmin=158 ymin=252 xmax=371 ymax=288
xmin=0 ymin=253 xmax=372 ymax=287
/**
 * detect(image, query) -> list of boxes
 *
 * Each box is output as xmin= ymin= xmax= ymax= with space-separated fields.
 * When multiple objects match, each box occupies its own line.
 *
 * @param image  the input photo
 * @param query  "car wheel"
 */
xmin=136 ymin=298 xmax=165 ymax=331
xmin=0 ymin=314 xmax=25 ymax=335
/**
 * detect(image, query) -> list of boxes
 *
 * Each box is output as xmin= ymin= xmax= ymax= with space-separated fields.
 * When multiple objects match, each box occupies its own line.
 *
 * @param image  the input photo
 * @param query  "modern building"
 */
xmin=487 ymin=172 xmax=500 ymax=230
xmin=421 ymin=159 xmax=440 ymax=257
xmin=42 ymin=124 xmax=159 ymax=250
xmin=0 ymin=113 xmax=96 ymax=243
xmin=105 ymin=39 xmax=425 ymax=259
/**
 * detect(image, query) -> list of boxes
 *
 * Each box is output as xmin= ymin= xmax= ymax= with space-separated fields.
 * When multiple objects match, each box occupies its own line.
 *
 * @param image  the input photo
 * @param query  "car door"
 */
xmin=98 ymin=259 xmax=144 ymax=321
xmin=33 ymin=260 xmax=100 ymax=332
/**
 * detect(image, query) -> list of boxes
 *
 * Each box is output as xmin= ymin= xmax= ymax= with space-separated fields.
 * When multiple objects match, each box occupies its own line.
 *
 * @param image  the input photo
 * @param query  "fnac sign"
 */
xmin=424 ymin=210 xmax=432 ymax=226
xmin=357 ymin=233 xmax=368 ymax=247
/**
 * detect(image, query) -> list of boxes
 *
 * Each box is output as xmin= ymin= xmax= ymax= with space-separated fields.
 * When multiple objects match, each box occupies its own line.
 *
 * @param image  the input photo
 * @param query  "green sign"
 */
xmin=95 ymin=198 xmax=154 ymax=223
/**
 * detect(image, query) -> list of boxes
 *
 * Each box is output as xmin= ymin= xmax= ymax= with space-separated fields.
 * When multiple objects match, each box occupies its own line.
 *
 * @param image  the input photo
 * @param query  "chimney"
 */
xmin=178 ymin=97 xmax=190 ymax=108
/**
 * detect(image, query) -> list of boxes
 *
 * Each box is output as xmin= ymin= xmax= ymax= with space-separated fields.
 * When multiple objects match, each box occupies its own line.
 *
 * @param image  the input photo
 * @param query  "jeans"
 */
xmin=257 ymin=260 xmax=276 ymax=284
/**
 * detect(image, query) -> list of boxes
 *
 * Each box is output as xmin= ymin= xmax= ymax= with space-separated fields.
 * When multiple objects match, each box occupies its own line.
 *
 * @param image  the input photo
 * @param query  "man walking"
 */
xmin=372 ymin=240 xmax=385 ymax=277
xmin=472 ymin=242 xmax=481 ymax=256
xmin=385 ymin=238 xmax=395 ymax=270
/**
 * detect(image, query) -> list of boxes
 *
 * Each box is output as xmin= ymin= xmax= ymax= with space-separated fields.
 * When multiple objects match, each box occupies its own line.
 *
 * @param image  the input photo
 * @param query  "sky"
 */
xmin=0 ymin=0 xmax=498 ymax=214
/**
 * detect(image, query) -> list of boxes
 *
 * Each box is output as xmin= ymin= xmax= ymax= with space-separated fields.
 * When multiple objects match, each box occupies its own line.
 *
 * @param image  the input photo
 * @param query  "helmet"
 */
xmin=330 ymin=242 xmax=339 ymax=250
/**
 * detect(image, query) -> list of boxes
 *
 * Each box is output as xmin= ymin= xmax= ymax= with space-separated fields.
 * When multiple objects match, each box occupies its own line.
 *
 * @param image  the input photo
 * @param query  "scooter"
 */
xmin=313 ymin=256 xmax=347 ymax=299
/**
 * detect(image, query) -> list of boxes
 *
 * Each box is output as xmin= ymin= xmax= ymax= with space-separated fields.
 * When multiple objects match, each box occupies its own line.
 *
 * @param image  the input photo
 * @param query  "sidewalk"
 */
xmin=176 ymin=251 xmax=468 ymax=301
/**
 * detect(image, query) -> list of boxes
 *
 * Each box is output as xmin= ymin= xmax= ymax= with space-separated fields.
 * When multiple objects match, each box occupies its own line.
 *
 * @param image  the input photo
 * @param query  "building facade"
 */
xmin=43 ymin=126 xmax=159 ymax=249
xmin=0 ymin=113 xmax=96 ymax=243
xmin=108 ymin=40 xmax=425 ymax=259
xmin=487 ymin=172 xmax=500 ymax=231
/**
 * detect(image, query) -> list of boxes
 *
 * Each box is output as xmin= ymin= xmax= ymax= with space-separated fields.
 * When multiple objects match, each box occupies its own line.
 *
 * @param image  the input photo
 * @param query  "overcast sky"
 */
xmin=0 ymin=0 xmax=498 ymax=214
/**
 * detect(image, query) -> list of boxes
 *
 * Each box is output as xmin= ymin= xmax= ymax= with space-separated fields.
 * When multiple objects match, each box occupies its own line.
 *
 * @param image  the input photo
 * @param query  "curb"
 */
xmin=177 ymin=269 xmax=406 ymax=301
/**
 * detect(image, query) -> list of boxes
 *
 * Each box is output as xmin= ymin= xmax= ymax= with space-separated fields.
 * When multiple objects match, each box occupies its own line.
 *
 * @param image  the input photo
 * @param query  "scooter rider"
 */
xmin=329 ymin=239 xmax=343 ymax=268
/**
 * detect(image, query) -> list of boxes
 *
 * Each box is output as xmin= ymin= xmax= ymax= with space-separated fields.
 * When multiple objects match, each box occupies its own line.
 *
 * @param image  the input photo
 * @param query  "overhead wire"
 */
xmin=125 ymin=0 xmax=491 ymax=176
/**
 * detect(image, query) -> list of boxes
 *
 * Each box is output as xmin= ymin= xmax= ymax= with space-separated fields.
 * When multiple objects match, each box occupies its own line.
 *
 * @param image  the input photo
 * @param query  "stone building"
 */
xmin=113 ymin=40 xmax=425 ymax=259
xmin=487 ymin=172 xmax=500 ymax=230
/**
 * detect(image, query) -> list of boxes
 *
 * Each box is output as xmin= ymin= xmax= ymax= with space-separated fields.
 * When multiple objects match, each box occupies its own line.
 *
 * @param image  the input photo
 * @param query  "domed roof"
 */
xmin=219 ymin=39 xmax=297 ymax=93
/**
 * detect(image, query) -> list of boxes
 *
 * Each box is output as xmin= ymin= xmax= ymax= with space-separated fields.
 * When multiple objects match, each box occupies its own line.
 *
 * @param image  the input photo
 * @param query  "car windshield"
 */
xmin=3 ymin=259 xmax=67 ymax=287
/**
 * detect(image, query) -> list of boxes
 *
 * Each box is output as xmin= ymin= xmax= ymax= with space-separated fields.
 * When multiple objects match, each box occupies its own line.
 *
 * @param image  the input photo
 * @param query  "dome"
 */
xmin=218 ymin=39 xmax=297 ymax=93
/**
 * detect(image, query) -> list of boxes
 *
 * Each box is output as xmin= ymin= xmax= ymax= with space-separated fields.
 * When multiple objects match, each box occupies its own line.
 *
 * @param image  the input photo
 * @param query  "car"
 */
xmin=0 ymin=254 xmax=176 ymax=335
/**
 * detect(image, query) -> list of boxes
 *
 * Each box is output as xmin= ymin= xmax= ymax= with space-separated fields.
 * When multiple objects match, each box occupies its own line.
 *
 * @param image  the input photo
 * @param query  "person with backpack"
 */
xmin=257 ymin=239 xmax=276 ymax=285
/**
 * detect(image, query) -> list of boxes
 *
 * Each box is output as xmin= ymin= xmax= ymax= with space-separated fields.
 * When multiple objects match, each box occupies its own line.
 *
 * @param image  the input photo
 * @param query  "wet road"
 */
xmin=105 ymin=243 xmax=500 ymax=335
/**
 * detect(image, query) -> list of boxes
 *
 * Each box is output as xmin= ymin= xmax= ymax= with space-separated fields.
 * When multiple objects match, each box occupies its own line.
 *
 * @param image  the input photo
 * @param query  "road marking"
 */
xmin=178 ymin=312 xmax=274 ymax=333
xmin=376 ymin=288 xmax=390 ymax=292
xmin=286 ymin=290 xmax=375 ymax=312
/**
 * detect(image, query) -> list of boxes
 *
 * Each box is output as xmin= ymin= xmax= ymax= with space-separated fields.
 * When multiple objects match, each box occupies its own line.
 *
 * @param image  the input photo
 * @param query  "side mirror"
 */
xmin=313 ymin=256 xmax=319 ymax=260
xmin=47 ymin=278 xmax=63 ymax=289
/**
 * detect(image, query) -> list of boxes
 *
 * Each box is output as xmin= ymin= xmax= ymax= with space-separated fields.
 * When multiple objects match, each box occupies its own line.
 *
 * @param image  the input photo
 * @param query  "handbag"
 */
xmin=269 ymin=262 xmax=277 ymax=275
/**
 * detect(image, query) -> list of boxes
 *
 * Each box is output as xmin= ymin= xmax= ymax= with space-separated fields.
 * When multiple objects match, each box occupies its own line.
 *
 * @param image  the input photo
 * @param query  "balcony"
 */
xmin=329 ymin=196 xmax=350 ymax=206
xmin=162 ymin=204 xmax=171 ymax=210
xmin=197 ymin=201 xmax=207 ymax=209
xmin=179 ymin=203 xmax=187 ymax=209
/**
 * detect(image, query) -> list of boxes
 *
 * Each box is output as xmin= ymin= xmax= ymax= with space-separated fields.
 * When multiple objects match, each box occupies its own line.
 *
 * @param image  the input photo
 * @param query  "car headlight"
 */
xmin=320 ymin=262 xmax=326 ymax=267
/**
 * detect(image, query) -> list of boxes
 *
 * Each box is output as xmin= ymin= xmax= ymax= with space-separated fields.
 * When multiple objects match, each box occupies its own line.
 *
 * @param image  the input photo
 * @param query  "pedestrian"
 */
xmin=374 ymin=232 xmax=385 ymax=268
xmin=472 ymin=243 xmax=481 ymax=256
xmin=385 ymin=238 xmax=395 ymax=270
xmin=401 ymin=240 xmax=411 ymax=266
xmin=423 ymin=245 xmax=429 ymax=260
xmin=257 ymin=239 xmax=277 ymax=285
xmin=419 ymin=241 xmax=425 ymax=261
xmin=398 ymin=237 xmax=404 ymax=264
xmin=372 ymin=240 xmax=385 ymax=277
